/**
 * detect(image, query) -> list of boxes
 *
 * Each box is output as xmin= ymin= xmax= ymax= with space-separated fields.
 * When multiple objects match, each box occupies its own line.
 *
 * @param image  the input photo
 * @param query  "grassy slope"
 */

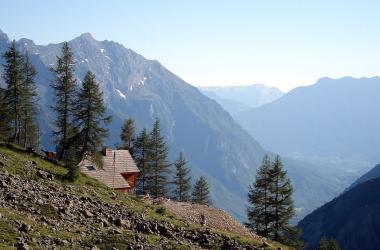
xmin=0 ymin=144 xmax=289 ymax=249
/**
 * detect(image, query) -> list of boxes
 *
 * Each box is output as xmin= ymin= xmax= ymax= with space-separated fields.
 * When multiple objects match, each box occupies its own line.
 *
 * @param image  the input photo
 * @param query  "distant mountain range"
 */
xmin=234 ymin=77 xmax=380 ymax=201
xmin=235 ymin=76 xmax=380 ymax=163
xmin=199 ymin=84 xmax=283 ymax=114
xmin=299 ymin=166 xmax=380 ymax=250
xmin=0 ymin=29 xmax=350 ymax=222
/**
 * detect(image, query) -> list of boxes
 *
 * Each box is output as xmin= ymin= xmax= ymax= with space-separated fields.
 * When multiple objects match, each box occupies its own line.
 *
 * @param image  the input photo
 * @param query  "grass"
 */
xmin=0 ymin=207 xmax=81 ymax=249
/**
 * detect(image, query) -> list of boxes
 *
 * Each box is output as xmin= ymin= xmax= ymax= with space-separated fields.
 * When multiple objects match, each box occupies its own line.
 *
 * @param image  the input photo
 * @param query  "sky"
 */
xmin=1 ymin=0 xmax=380 ymax=91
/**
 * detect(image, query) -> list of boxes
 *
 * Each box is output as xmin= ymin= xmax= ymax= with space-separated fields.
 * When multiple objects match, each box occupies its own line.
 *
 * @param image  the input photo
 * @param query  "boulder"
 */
xmin=18 ymin=223 xmax=31 ymax=233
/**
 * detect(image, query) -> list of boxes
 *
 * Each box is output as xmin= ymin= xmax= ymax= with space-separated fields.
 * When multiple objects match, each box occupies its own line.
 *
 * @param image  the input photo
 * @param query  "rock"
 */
xmin=83 ymin=210 xmax=94 ymax=218
xmin=91 ymin=246 xmax=100 ymax=250
xmin=14 ymin=242 xmax=29 ymax=250
xmin=262 ymin=241 xmax=272 ymax=248
xmin=65 ymin=199 xmax=74 ymax=207
xmin=114 ymin=218 xmax=131 ymax=228
xmin=54 ymin=238 xmax=68 ymax=246
xmin=5 ymin=193 xmax=15 ymax=201
xmin=36 ymin=170 xmax=48 ymax=179
xmin=18 ymin=223 xmax=32 ymax=233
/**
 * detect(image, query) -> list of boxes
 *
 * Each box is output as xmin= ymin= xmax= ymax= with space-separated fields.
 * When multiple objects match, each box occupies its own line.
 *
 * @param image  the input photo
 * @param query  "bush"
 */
xmin=155 ymin=206 xmax=166 ymax=215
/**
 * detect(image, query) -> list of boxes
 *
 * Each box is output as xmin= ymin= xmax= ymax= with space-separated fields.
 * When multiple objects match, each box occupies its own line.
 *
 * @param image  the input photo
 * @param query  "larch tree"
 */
xmin=269 ymin=155 xmax=295 ymax=241
xmin=134 ymin=128 xmax=150 ymax=195
xmin=2 ymin=40 xmax=23 ymax=143
xmin=19 ymin=52 xmax=39 ymax=148
xmin=173 ymin=152 xmax=191 ymax=202
xmin=247 ymin=154 xmax=273 ymax=238
xmin=147 ymin=118 xmax=170 ymax=198
xmin=51 ymin=42 xmax=77 ymax=161
xmin=120 ymin=117 xmax=135 ymax=154
xmin=192 ymin=176 xmax=211 ymax=205
xmin=73 ymin=71 xmax=111 ymax=166
xmin=0 ymin=87 xmax=8 ymax=140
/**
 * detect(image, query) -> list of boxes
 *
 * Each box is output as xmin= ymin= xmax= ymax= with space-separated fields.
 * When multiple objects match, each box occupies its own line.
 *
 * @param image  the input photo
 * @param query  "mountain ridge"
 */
xmin=199 ymin=84 xmax=283 ymax=114
xmin=298 ymin=176 xmax=380 ymax=250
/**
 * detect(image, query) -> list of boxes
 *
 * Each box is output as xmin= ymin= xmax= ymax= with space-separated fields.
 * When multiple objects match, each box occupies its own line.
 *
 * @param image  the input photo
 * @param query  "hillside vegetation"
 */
xmin=0 ymin=144 xmax=289 ymax=250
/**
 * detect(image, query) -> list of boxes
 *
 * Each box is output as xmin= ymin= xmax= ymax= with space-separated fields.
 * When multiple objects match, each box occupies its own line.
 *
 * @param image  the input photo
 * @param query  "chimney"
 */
xmin=102 ymin=147 xmax=113 ymax=157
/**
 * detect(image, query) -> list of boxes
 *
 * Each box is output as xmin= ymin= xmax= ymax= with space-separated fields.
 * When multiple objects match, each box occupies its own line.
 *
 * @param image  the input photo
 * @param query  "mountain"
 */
xmin=235 ymin=77 xmax=380 ymax=163
xmin=234 ymin=76 xmax=380 ymax=200
xmin=298 ymin=177 xmax=380 ymax=250
xmin=199 ymin=84 xmax=283 ymax=114
xmin=0 ymin=29 xmax=342 ymax=222
xmin=349 ymin=163 xmax=380 ymax=189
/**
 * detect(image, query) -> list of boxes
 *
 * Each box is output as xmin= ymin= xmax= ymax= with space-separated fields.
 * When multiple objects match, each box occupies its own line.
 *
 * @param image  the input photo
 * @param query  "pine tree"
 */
xmin=51 ymin=42 xmax=77 ymax=161
xmin=2 ymin=40 xmax=23 ymax=143
xmin=19 ymin=52 xmax=39 ymax=148
xmin=0 ymin=85 xmax=9 ymax=140
xmin=65 ymin=143 xmax=80 ymax=182
xmin=134 ymin=128 xmax=150 ymax=195
xmin=73 ymin=71 xmax=111 ymax=164
xmin=192 ymin=176 xmax=211 ymax=205
xmin=269 ymin=155 xmax=295 ymax=241
xmin=247 ymin=154 xmax=272 ymax=237
xmin=318 ymin=238 xmax=340 ymax=250
xmin=173 ymin=152 xmax=191 ymax=201
xmin=147 ymin=118 xmax=170 ymax=198
xmin=120 ymin=117 xmax=135 ymax=154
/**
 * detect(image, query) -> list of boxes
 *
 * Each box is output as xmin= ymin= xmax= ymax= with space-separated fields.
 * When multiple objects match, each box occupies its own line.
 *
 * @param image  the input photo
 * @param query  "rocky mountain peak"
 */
xmin=0 ymin=28 xmax=9 ymax=43
xmin=78 ymin=32 xmax=95 ymax=41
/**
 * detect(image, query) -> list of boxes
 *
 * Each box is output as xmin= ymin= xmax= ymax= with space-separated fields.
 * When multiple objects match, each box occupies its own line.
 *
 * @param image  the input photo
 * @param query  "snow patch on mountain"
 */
xmin=139 ymin=76 xmax=147 ymax=86
xmin=116 ymin=89 xmax=126 ymax=99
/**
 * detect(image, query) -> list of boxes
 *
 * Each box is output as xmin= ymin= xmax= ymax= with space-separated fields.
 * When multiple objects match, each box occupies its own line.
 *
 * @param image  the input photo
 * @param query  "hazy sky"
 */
xmin=1 ymin=0 xmax=379 ymax=91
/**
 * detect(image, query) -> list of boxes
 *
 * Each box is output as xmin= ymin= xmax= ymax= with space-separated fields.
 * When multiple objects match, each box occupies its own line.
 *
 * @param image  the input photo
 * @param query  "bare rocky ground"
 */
xmin=157 ymin=200 xmax=262 ymax=240
xmin=0 ymin=146 xmax=285 ymax=250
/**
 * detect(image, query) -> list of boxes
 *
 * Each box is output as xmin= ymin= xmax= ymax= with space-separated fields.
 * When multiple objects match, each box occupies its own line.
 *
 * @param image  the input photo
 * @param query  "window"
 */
xmin=86 ymin=165 xmax=96 ymax=171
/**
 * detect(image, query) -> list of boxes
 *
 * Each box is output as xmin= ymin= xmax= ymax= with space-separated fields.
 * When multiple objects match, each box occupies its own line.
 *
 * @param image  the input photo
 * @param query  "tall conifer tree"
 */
xmin=120 ymin=117 xmax=135 ymax=154
xmin=192 ymin=176 xmax=211 ymax=205
xmin=134 ymin=128 xmax=150 ymax=195
xmin=2 ymin=40 xmax=23 ymax=143
xmin=247 ymin=154 xmax=272 ymax=237
xmin=51 ymin=42 xmax=77 ymax=161
xmin=19 ymin=52 xmax=39 ymax=148
xmin=269 ymin=155 xmax=295 ymax=241
xmin=73 ymin=71 xmax=110 ymax=163
xmin=247 ymin=154 xmax=296 ymax=243
xmin=147 ymin=118 xmax=170 ymax=198
xmin=173 ymin=152 xmax=191 ymax=201
xmin=0 ymin=87 xmax=8 ymax=140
